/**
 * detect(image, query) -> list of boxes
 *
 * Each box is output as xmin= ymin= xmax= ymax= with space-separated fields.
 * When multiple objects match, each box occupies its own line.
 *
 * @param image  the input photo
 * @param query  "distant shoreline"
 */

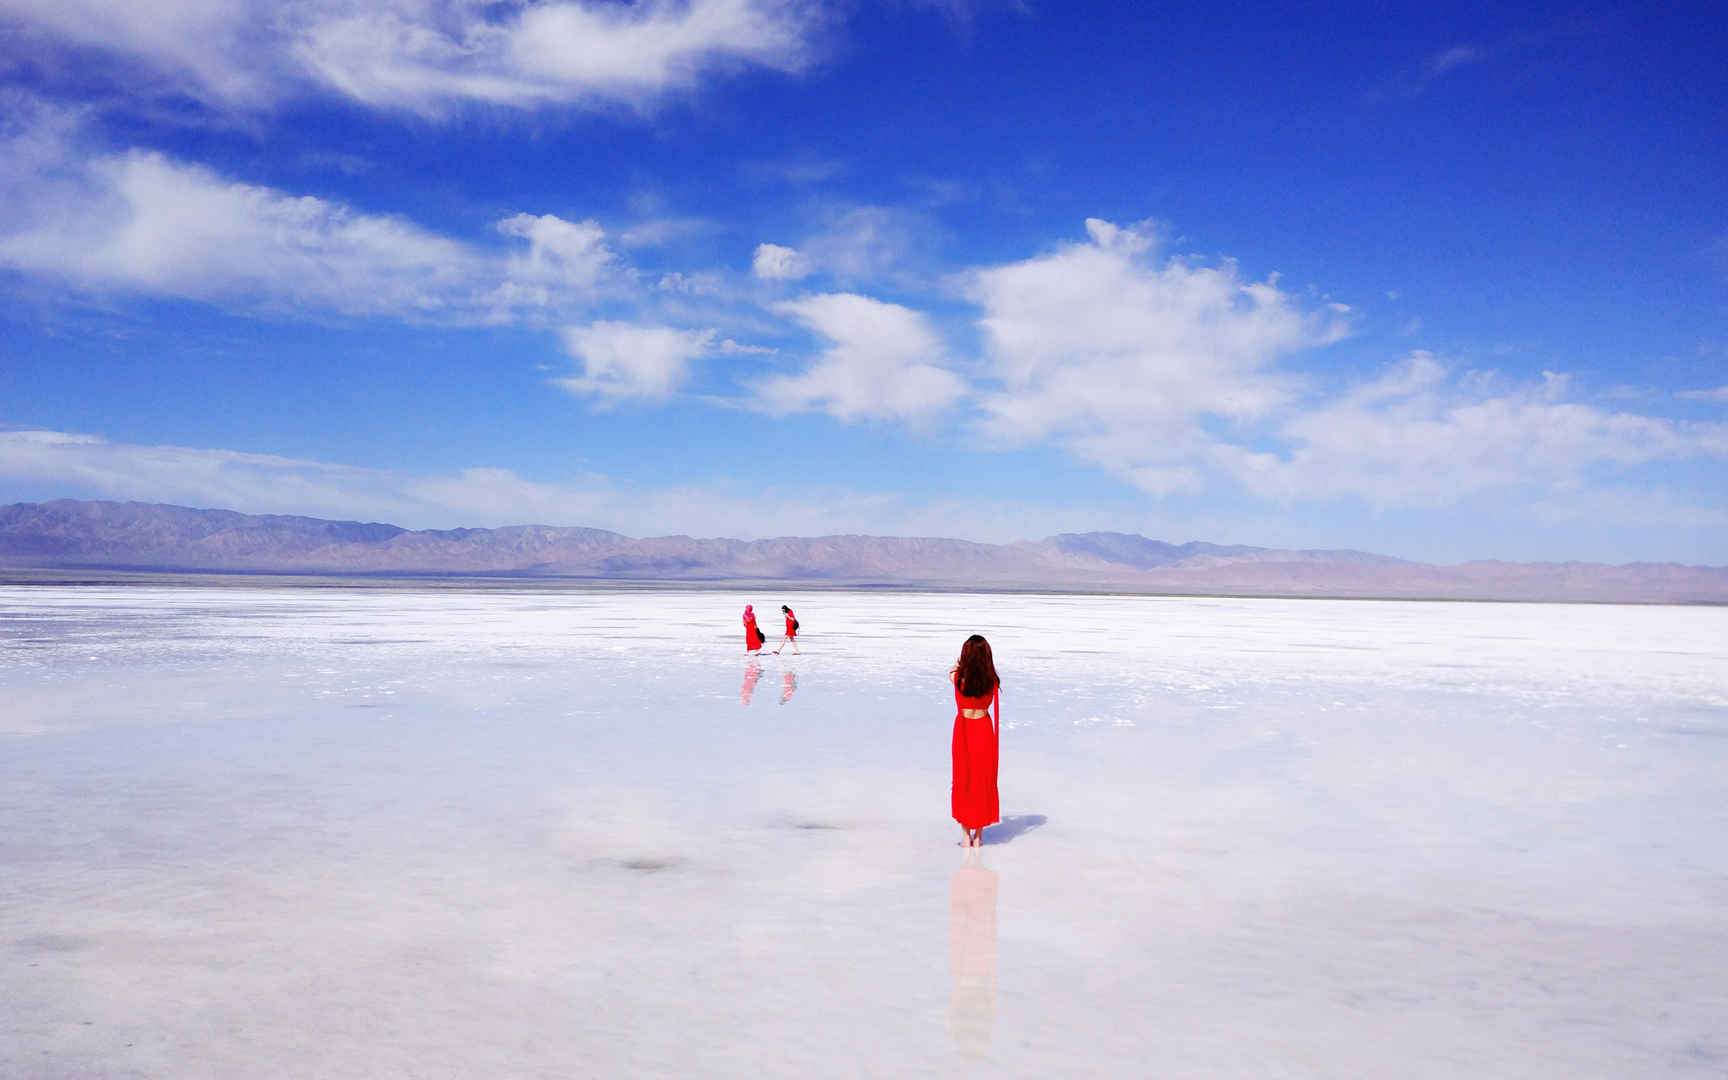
xmin=3 ymin=568 xmax=1721 ymax=607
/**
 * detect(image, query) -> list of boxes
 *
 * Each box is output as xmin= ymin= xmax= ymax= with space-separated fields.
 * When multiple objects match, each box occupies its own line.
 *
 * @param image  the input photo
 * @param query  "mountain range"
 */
xmin=2 ymin=499 xmax=1724 ymax=603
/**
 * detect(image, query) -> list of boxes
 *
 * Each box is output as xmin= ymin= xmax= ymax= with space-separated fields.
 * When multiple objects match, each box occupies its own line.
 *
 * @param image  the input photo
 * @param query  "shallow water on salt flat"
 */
xmin=3 ymin=585 xmax=1727 ymax=1077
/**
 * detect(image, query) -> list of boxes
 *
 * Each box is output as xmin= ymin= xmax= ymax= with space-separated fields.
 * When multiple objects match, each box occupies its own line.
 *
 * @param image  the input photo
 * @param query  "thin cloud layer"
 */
xmin=0 ymin=428 xmax=1077 ymax=540
xmin=0 ymin=429 xmax=420 ymax=524
xmin=796 ymin=205 xmax=924 ymax=281
xmin=750 ymin=205 xmax=930 ymax=284
xmin=1530 ymin=487 xmax=1728 ymax=530
xmin=1216 ymin=353 xmax=1728 ymax=505
xmin=5 ymin=426 xmax=1722 ymax=548
xmin=0 ymin=0 xmax=821 ymax=113
xmin=0 ymin=0 xmax=282 ymax=105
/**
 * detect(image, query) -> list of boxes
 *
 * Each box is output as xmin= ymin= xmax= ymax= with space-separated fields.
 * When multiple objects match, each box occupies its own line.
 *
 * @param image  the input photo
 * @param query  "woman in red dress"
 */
xmin=772 ymin=604 xmax=799 ymax=655
xmin=950 ymin=634 xmax=1000 ymax=848
xmin=743 ymin=604 xmax=766 ymax=653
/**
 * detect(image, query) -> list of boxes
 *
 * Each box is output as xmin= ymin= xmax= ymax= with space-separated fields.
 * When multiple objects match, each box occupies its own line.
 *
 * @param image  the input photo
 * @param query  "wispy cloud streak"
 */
xmin=0 ymin=0 xmax=823 ymax=114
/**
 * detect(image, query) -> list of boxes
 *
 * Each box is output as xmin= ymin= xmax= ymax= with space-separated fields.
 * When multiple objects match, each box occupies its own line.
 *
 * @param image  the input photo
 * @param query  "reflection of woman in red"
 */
xmin=949 ymin=635 xmax=1000 ymax=848
xmin=949 ymin=849 xmax=998 ymax=1054
xmin=743 ymin=605 xmax=766 ymax=653
xmin=740 ymin=660 xmax=763 ymax=705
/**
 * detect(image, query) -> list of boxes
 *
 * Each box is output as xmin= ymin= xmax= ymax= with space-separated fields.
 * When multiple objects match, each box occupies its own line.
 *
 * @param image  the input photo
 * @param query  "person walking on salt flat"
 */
xmin=772 ymin=604 xmax=800 ymax=655
xmin=743 ymin=604 xmax=767 ymax=653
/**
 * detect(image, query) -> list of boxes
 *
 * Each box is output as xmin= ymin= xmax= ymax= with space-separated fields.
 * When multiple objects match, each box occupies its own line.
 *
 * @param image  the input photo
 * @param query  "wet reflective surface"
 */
xmin=3 ymin=584 xmax=1726 ymax=1076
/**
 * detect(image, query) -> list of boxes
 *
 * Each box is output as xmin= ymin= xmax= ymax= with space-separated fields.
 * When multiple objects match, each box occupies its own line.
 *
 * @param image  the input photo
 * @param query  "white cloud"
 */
xmin=1215 ymin=353 xmax=1728 ymax=505
xmin=0 ymin=110 xmax=623 ymax=320
xmin=956 ymin=221 xmax=1728 ymax=507
xmin=1080 ymin=216 xmax=1153 ymax=254
xmin=556 ymin=321 xmax=716 ymax=401
xmin=717 ymin=338 xmax=777 ymax=356
xmin=0 ymin=148 xmax=483 ymax=316
xmin=495 ymin=212 xmax=621 ymax=304
xmin=752 ymin=242 xmax=809 ymax=280
xmin=966 ymin=217 xmax=1348 ymax=490
xmin=655 ymin=271 xmax=723 ymax=295
xmin=1678 ymin=385 xmax=1728 ymax=404
xmin=757 ymin=293 xmax=965 ymax=422
xmin=1 ymin=0 xmax=820 ymax=114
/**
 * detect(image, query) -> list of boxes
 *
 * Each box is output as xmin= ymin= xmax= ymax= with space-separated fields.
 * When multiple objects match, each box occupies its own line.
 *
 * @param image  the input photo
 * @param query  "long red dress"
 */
xmin=951 ymin=682 xmax=1000 ymax=831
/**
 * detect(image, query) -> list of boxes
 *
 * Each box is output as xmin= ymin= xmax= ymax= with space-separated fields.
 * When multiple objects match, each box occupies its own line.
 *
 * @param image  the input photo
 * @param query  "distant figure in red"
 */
xmin=772 ymin=604 xmax=799 ymax=655
xmin=950 ymin=634 xmax=1000 ymax=848
xmin=743 ymin=605 xmax=766 ymax=653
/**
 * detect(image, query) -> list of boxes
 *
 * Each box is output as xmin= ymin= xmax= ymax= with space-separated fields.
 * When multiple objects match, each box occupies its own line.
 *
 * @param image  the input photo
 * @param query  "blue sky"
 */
xmin=1 ymin=0 xmax=1724 ymax=564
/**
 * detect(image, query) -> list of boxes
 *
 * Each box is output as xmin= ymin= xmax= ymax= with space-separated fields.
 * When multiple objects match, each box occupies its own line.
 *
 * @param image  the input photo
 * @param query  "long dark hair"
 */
xmin=954 ymin=634 xmax=998 ymax=698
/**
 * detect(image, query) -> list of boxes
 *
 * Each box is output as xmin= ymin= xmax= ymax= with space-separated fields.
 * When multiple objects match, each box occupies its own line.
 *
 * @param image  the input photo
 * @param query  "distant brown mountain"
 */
xmin=2 ymin=499 xmax=1725 ymax=603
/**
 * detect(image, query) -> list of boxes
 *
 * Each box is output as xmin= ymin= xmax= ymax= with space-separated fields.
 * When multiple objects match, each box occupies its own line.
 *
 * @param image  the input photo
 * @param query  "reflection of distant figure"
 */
xmin=743 ymin=605 xmax=766 ymax=653
xmin=779 ymin=670 xmax=797 ymax=705
xmin=771 ymin=604 xmax=799 ymax=655
xmin=740 ymin=661 xmax=763 ymax=706
xmin=949 ymin=850 xmax=998 ymax=1056
xmin=950 ymin=634 xmax=1001 ymax=848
